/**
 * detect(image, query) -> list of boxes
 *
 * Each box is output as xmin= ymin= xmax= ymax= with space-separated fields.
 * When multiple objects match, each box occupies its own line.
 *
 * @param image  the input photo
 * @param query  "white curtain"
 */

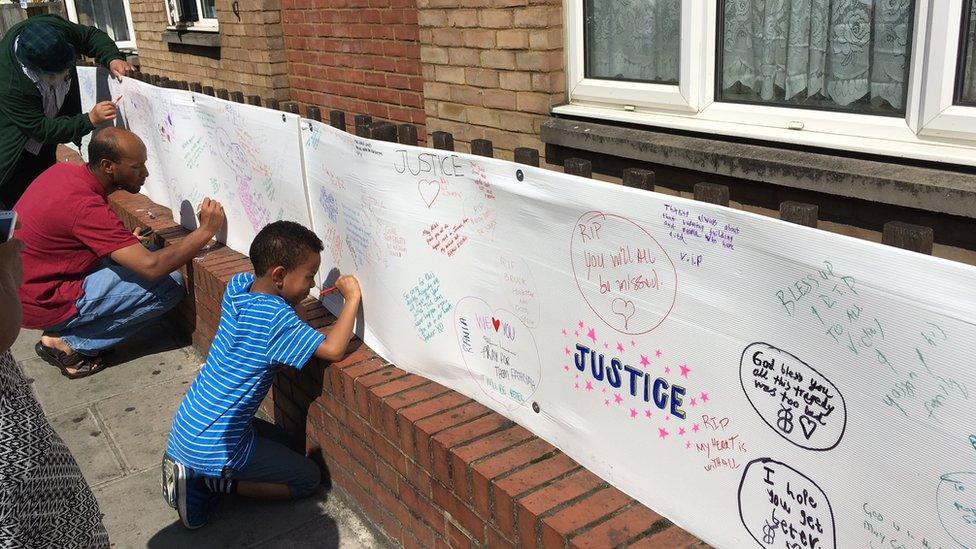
xmin=722 ymin=0 xmax=913 ymax=110
xmin=585 ymin=0 xmax=681 ymax=84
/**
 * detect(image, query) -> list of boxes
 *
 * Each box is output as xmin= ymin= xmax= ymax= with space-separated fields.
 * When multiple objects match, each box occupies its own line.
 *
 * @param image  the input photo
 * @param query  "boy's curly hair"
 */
xmin=249 ymin=221 xmax=324 ymax=276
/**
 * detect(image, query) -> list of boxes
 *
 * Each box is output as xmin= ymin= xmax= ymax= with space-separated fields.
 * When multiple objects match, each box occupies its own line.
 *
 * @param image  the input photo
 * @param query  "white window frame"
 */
xmin=64 ymin=0 xmax=138 ymax=50
xmin=558 ymin=0 xmax=976 ymax=168
xmin=165 ymin=0 xmax=219 ymax=32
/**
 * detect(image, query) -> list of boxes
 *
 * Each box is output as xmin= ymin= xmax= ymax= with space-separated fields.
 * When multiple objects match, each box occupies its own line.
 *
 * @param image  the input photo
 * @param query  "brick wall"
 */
xmin=281 ymin=0 xmax=426 ymax=137
xmin=129 ymin=0 xmax=290 ymax=99
xmin=418 ymin=0 xmax=565 ymax=160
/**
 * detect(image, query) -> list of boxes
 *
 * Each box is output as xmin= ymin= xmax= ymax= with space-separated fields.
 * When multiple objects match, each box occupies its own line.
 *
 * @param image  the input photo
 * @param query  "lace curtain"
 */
xmin=584 ymin=0 xmax=681 ymax=84
xmin=960 ymin=0 xmax=976 ymax=104
xmin=721 ymin=0 xmax=913 ymax=111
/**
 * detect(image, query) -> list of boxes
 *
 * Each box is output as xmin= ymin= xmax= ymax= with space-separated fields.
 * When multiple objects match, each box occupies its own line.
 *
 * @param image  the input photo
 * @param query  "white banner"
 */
xmin=78 ymin=68 xmax=976 ymax=549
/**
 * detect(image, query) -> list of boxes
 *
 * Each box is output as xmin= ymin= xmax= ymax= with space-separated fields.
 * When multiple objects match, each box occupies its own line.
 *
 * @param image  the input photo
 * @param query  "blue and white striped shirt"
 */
xmin=166 ymin=273 xmax=325 ymax=476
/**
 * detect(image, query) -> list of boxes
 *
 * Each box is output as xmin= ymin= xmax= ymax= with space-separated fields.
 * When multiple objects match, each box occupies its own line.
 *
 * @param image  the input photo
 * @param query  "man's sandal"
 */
xmin=34 ymin=342 xmax=107 ymax=379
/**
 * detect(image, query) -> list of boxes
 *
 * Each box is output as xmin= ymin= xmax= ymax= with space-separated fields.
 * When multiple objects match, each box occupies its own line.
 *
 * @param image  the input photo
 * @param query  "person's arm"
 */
xmin=314 ymin=275 xmax=362 ymax=363
xmin=0 ymin=92 xmax=94 ymax=145
xmin=0 ymin=238 xmax=24 ymax=353
xmin=110 ymin=198 xmax=225 ymax=281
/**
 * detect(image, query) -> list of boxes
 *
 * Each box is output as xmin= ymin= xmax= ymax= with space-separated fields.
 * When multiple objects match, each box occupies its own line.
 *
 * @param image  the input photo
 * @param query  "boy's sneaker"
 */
xmin=161 ymin=456 xmax=217 ymax=529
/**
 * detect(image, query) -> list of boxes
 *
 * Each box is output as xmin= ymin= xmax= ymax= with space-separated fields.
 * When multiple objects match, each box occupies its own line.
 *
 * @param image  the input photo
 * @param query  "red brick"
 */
xmin=379 ymin=382 xmax=451 ymax=441
xmin=340 ymin=428 xmax=376 ymax=475
xmin=493 ymin=454 xmax=579 ymax=539
xmin=470 ymin=438 xmax=555 ymax=519
xmin=404 ymin=458 xmax=434 ymax=497
xmin=540 ymin=488 xmax=634 ymax=549
xmin=568 ymin=504 xmax=664 ymax=548
xmin=376 ymin=458 xmax=399 ymax=492
xmin=370 ymin=428 xmax=408 ymax=477
xmin=352 ymin=366 xmax=410 ymax=416
xmin=366 ymin=373 xmax=430 ymax=421
xmin=431 ymin=413 xmax=514 ymax=486
xmin=628 ymin=526 xmax=707 ymax=548
xmin=432 ymin=481 xmax=484 ymax=542
xmin=413 ymin=401 xmax=491 ymax=471
xmin=399 ymin=479 xmax=444 ymax=531
xmin=487 ymin=525 xmax=516 ymax=549
xmin=447 ymin=520 xmax=474 ymax=549
xmin=449 ymin=425 xmax=534 ymax=499
xmin=397 ymin=392 xmax=472 ymax=460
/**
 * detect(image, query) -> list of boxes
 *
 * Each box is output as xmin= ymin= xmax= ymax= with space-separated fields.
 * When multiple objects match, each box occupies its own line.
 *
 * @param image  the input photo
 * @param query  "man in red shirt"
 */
xmin=15 ymin=127 xmax=225 ymax=378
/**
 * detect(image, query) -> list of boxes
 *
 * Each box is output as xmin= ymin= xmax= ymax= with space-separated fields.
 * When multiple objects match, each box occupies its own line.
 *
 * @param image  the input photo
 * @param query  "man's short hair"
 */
xmin=249 ymin=221 xmax=324 ymax=276
xmin=87 ymin=130 xmax=122 ymax=168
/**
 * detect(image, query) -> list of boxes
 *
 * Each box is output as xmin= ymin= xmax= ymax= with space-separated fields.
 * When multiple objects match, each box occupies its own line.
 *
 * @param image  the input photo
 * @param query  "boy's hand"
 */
xmin=334 ymin=275 xmax=361 ymax=300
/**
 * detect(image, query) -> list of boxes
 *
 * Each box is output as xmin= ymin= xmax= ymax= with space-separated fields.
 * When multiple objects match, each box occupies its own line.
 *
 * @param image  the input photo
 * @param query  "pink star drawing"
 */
xmin=631 ymin=340 xmax=636 ymax=347
xmin=640 ymin=355 xmax=650 ymax=368
xmin=692 ymin=423 xmax=700 ymax=433
xmin=564 ymin=347 xmax=571 ymax=356
xmin=685 ymin=441 xmax=692 ymax=449
xmin=585 ymin=381 xmax=594 ymax=391
xmin=644 ymin=409 xmax=652 ymax=418
xmin=679 ymin=427 xmax=686 ymax=436
xmin=562 ymin=329 xmax=567 ymax=336
xmin=587 ymin=328 xmax=597 ymax=344
xmin=575 ymin=374 xmax=579 ymax=379
xmin=630 ymin=408 xmax=638 ymax=418
xmin=700 ymin=391 xmax=710 ymax=403
xmin=574 ymin=383 xmax=580 ymax=390
xmin=563 ymin=365 xmax=570 ymax=372
xmin=604 ymin=342 xmax=609 ymax=349
xmin=664 ymin=366 xmax=671 ymax=374
xmin=614 ymin=393 xmax=623 ymax=405
xmin=665 ymin=415 xmax=671 ymax=421
xmin=616 ymin=342 xmax=624 ymax=353
xmin=602 ymin=388 xmax=607 ymax=393
xmin=679 ymin=364 xmax=691 ymax=378
xmin=658 ymin=427 xmax=669 ymax=439
xmin=574 ymin=331 xmax=579 ymax=337
xmin=690 ymin=398 xmax=697 ymax=407
xmin=655 ymin=349 xmax=662 ymax=358
xmin=604 ymin=399 xmax=610 ymax=406
xmin=578 ymin=320 xmax=584 ymax=329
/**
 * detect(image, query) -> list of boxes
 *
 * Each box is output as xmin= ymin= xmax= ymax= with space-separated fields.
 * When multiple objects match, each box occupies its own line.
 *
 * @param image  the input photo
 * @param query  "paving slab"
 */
xmin=95 ymin=369 xmax=199 ymax=473
xmin=48 ymin=406 xmax=125 ymax=486
xmin=95 ymin=468 xmax=370 ymax=548
xmin=20 ymin=326 xmax=199 ymax=416
xmin=8 ymin=328 xmax=42 ymax=363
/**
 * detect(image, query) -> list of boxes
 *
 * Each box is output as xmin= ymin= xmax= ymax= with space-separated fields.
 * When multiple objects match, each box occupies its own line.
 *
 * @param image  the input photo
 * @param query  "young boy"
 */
xmin=162 ymin=220 xmax=362 ymax=529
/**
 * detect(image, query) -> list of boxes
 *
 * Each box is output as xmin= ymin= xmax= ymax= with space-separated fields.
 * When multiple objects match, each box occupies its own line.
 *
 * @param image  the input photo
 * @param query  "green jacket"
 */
xmin=0 ymin=14 xmax=124 ymax=189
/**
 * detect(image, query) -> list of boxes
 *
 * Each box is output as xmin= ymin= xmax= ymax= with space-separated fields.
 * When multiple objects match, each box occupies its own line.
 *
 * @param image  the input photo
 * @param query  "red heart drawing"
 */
xmin=492 ymin=317 xmax=501 ymax=332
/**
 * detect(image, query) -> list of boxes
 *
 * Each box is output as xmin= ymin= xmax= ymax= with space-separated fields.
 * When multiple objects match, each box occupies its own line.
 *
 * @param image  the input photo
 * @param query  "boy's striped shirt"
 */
xmin=166 ymin=273 xmax=324 ymax=476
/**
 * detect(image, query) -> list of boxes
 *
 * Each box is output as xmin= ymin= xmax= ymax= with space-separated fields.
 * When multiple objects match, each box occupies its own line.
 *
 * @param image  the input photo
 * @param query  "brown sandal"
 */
xmin=34 ymin=342 xmax=107 ymax=379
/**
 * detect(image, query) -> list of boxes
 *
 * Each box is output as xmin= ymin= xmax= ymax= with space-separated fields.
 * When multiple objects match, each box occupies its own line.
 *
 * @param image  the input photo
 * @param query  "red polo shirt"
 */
xmin=14 ymin=163 xmax=138 ymax=329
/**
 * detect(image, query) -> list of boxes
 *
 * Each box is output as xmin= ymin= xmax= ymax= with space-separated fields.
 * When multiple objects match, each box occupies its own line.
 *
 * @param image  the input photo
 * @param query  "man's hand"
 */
xmin=88 ymin=101 xmax=118 ymax=125
xmin=334 ymin=275 xmax=361 ymax=301
xmin=109 ymin=59 xmax=134 ymax=81
xmin=196 ymin=198 xmax=226 ymax=236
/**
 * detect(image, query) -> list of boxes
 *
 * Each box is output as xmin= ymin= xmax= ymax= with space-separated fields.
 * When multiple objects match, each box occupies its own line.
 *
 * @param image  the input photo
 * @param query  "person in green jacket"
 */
xmin=0 ymin=14 xmax=132 ymax=208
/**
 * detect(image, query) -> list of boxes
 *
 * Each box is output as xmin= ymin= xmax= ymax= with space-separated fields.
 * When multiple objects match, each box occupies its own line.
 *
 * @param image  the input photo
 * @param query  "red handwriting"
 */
xmin=423 ymin=219 xmax=470 ymax=257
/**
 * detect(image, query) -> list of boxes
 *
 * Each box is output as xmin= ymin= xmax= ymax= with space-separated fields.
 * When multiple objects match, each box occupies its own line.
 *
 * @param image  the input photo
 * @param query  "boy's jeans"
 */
xmin=46 ymin=260 xmax=184 ymax=356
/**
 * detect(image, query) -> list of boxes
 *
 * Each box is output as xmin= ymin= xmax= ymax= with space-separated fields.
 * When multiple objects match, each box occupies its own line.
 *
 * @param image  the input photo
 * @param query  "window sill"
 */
xmin=541 ymin=116 xmax=976 ymax=220
xmin=162 ymin=29 xmax=220 ymax=48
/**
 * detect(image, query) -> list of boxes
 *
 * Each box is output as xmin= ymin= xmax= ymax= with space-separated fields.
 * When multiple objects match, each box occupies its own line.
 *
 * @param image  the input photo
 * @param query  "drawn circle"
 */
xmin=453 ymin=297 xmax=542 ymax=411
xmin=937 ymin=472 xmax=976 ymax=548
xmin=738 ymin=458 xmax=837 ymax=549
xmin=569 ymin=211 xmax=677 ymax=335
xmin=739 ymin=343 xmax=847 ymax=451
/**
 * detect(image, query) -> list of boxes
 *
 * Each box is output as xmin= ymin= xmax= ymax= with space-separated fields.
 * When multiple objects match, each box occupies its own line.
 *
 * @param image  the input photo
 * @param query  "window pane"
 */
xmin=718 ymin=0 xmax=914 ymax=116
xmin=957 ymin=0 xmax=976 ymax=105
xmin=74 ymin=0 xmax=130 ymax=43
xmin=584 ymin=0 xmax=680 ymax=84
xmin=201 ymin=0 xmax=216 ymax=19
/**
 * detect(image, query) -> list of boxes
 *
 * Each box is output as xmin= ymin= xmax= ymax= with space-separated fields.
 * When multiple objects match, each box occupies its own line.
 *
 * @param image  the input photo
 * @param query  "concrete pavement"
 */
xmin=10 ymin=322 xmax=386 ymax=548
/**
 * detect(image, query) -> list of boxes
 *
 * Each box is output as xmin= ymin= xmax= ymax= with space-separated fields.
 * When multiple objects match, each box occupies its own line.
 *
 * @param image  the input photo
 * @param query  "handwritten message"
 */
xmin=500 ymin=253 xmax=539 ymax=328
xmin=937 ymin=472 xmax=976 ymax=548
xmin=570 ymin=212 xmax=677 ymax=335
xmin=403 ymin=272 xmax=452 ymax=342
xmin=691 ymin=415 xmax=748 ymax=473
xmin=343 ymin=204 xmax=371 ymax=268
xmin=863 ymin=502 xmax=947 ymax=549
xmin=182 ymin=135 xmax=204 ymax=169
xmin=739 ymin=459 xmax=836 ymax=549
xmin=663 ymin=203 xmax=740 ymax=249
xmin=423 ymin=220 xmax=470 ymax=257
xmin=455 ymin=297 xmax=541 ymax=410
xmin=318 ymin=189 xmax=339 ymax=223
xmin=740 ymin=343 xmax=846 ymax=451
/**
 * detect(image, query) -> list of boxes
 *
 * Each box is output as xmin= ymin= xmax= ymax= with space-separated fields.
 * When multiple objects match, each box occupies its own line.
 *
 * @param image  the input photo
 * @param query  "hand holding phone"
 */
xmin=0 ymin=211 xmax=17 ymax=244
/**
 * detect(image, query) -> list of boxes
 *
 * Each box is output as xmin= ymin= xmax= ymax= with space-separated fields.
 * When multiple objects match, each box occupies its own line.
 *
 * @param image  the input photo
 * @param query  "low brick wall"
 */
xmin=105 ymin=188 xmax=709 ymax=548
